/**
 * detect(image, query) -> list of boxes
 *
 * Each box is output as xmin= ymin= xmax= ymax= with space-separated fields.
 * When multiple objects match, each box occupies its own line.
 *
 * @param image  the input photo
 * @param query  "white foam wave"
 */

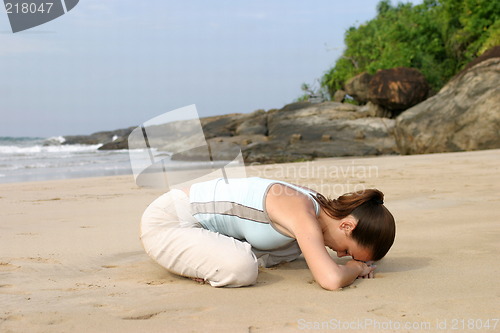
xmin=44 ymin=136 xmax=66 ymax=144
xmin=0 ymin=144 xmax=103 ymax=155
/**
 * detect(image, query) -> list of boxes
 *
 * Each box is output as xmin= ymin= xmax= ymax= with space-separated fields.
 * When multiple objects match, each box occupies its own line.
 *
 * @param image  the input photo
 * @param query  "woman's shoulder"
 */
xmin=266 ymin=183 xmax=317 ymax=215
xmin=265 ymin=183 xmax=320 ymax=237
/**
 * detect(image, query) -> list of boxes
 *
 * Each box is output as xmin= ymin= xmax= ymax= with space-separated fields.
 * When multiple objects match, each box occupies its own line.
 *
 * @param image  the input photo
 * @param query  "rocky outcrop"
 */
xmin=165 ymin=102 xmax=398 ymax=164
xmin=242 ymin=102 xmax=397 ymax=163
xmin=345 ymin=72 xmax=372 ymax=103
xmin=63 ymin=127 xmax=134 ymax=148
xmin=394 ymin=57 xmax=500 ymax=154
xmin=243 ymin=116 xmax=396 ymax=163
xmin=65 ymin=101 xmax=398 ymax=163
xmin=368 ymin=67 xmax=429 ymax=112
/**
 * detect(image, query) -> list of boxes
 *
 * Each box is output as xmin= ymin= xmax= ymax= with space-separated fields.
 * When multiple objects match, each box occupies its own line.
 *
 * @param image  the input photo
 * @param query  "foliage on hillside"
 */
xmin=321 ymin=0 xmax=500 ymax=96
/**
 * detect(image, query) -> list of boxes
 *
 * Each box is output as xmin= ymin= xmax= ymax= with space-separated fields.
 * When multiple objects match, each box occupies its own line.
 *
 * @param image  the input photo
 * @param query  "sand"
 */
xmin=1 ymin=149 xmax=499 ymax=333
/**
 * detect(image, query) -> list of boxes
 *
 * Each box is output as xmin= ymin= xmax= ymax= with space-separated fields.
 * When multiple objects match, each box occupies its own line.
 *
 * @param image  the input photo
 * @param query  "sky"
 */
xmin=1 ymin=0 xmax=422 ymax=138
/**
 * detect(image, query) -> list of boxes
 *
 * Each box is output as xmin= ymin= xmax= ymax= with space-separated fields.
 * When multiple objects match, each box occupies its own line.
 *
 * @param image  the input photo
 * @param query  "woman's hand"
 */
xmin=345 ymin=260 xmax=376 ymax=279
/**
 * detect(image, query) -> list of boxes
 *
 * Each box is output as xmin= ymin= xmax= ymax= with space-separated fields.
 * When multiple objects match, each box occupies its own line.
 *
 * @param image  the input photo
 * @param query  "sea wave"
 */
xmin=0 ymin=143 xmax=103 ymax=155
xmin=0 ymin=136 xmax=217 ymax=183
xmin=44 ymin=136 xmax=66 ymax=144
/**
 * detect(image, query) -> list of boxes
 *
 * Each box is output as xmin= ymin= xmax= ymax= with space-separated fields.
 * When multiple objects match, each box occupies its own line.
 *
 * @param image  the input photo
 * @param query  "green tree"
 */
xmin=321 ymin=0 xmax=499 ymax=97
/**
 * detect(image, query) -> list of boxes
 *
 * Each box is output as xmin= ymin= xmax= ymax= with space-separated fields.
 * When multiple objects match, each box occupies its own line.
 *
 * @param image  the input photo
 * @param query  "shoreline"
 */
xmin=1 ymin=149 xmax=499 ymax=332
xmin=3 ymin=147 xmax=498 ymax=186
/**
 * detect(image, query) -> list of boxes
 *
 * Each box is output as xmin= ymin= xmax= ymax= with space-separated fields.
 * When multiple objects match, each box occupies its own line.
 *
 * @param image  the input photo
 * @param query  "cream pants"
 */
xmin=140 ymin=189 xmax=301 ymax=287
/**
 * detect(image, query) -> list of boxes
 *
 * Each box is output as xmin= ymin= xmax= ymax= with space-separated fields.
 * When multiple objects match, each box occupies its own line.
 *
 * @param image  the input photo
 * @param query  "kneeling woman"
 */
xmin=140 ymin=177 xmax=395 ymax=290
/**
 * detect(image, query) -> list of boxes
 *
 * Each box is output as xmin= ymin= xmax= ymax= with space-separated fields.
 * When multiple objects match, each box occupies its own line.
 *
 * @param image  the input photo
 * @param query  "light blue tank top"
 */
xmin=189 ymin=177 xmax=320 ymax=250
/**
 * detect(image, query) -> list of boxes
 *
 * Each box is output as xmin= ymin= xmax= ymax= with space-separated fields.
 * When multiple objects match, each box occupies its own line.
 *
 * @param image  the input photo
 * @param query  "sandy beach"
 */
xmin=1 ymin=149 xmax=499 ymax=333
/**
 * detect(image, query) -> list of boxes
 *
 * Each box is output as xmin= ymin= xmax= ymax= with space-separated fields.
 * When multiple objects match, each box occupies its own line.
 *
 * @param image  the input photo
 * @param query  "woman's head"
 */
xmin=314 ymin=189 xmax=395 ymax=261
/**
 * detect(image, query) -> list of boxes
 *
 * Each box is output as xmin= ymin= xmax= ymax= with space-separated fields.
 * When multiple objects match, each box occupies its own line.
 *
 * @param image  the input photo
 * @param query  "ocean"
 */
xmin=0 ymin=136 xmax=243 ymax=184
xmin=0 ymin=136 xmax=135 ymax=183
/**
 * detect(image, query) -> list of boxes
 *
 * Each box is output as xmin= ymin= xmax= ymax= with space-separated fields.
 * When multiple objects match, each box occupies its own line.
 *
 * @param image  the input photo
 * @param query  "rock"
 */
xmin=171 ymin=135 xmax=268 ymax=162
xmin=321 ymin=134 xmax=332 ymax=142
xmin=333 ymin=90 xmax=346 ymax=103
xmin=243 ymin=117 xmax=396 ymax=163
xmin=395 ymin=57 xmax=500 ymax=154
xmin=368 ymin=67 xmax=429 ymax=112
xmin=335 ymin=104 xmax=359 ymax=112
xmin=98 ymin=137 xmax=129 ymax=150
xmin=279 ymin=101 xmax=313 ymax=112
xmin=289 ymin=133 xmax=302 ymax=144
xmin=345 ymin=72 xmax=372 ymax=103
xmin=358 ymin=101 xmax=391 ymax=118
xmin=457 ymin=45 xmax=500 ymax=76
xmin=63 ymin=98 xmax=399 ymax=164
xmin=201 ymin=109 xmax=269 ymax=138
xmin=267 ymin=101 xmax=366 ymax=143
xmin=200 ymin=113 xmax=245 ymax=138
xmin=235 ymin=110 xmax=268 ymax=136
xmin=64 ymin=127 xmax=134 ymax=146
xmin=211 ymin=135 xmax=268 ymax=147
xmin=171 ymin=140 xmax=240 ymax=162
xmin=61 ymin=135 xmax=101 ymax=145
xmin=242 ymin=141 xmax=314 ymax=164
xmin=241 ymin=101 xmax=397 ymax=163
xmin=289 ymin=117 xmax=397 ymax=157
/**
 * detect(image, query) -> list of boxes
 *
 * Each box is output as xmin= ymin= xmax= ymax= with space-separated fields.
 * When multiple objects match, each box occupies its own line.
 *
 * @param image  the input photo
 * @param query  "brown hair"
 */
xmin=314 ymin=189 xmax=395 ymax=261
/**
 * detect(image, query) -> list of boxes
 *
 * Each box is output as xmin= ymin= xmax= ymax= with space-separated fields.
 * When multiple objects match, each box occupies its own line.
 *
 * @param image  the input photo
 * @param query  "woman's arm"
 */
xmin=267 ymin=185 xmax=374 ymax=290
xmin=293 ymin=212 xmax=374 ymax=290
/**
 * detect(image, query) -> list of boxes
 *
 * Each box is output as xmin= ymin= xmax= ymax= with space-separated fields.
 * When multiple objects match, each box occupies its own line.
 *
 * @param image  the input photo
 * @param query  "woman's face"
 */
xmin=323 ymin=215 xmax=372 ymax=262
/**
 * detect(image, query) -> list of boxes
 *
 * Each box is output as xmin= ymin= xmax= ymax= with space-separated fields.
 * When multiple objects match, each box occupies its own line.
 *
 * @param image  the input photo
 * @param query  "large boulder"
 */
xmin=368 ymin=67 xmax=429 ymax=112
xmin=345 ymin=72 xmax=372 ymax=103
xmin=394 ymin=57 xmax=500 ymax=154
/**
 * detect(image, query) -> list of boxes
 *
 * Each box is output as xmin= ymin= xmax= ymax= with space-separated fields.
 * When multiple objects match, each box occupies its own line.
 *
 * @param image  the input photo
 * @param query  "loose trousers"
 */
xmin=140 ymin=189 xmax=302 ymax=287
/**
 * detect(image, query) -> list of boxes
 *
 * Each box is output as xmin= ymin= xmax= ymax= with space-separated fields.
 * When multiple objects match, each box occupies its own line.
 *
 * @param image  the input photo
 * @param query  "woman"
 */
xmin=140 ymin=177 xmax=395 ymax=290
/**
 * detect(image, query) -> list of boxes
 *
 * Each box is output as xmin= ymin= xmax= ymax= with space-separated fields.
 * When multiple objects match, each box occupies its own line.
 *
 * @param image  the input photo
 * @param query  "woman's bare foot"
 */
xmin=190 ymin=277 xmax=206 ymax=284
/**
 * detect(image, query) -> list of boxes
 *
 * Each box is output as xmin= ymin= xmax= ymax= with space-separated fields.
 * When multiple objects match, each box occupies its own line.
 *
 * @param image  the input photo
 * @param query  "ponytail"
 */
xmin=314 ymin=189 xmax=395 ymax=261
